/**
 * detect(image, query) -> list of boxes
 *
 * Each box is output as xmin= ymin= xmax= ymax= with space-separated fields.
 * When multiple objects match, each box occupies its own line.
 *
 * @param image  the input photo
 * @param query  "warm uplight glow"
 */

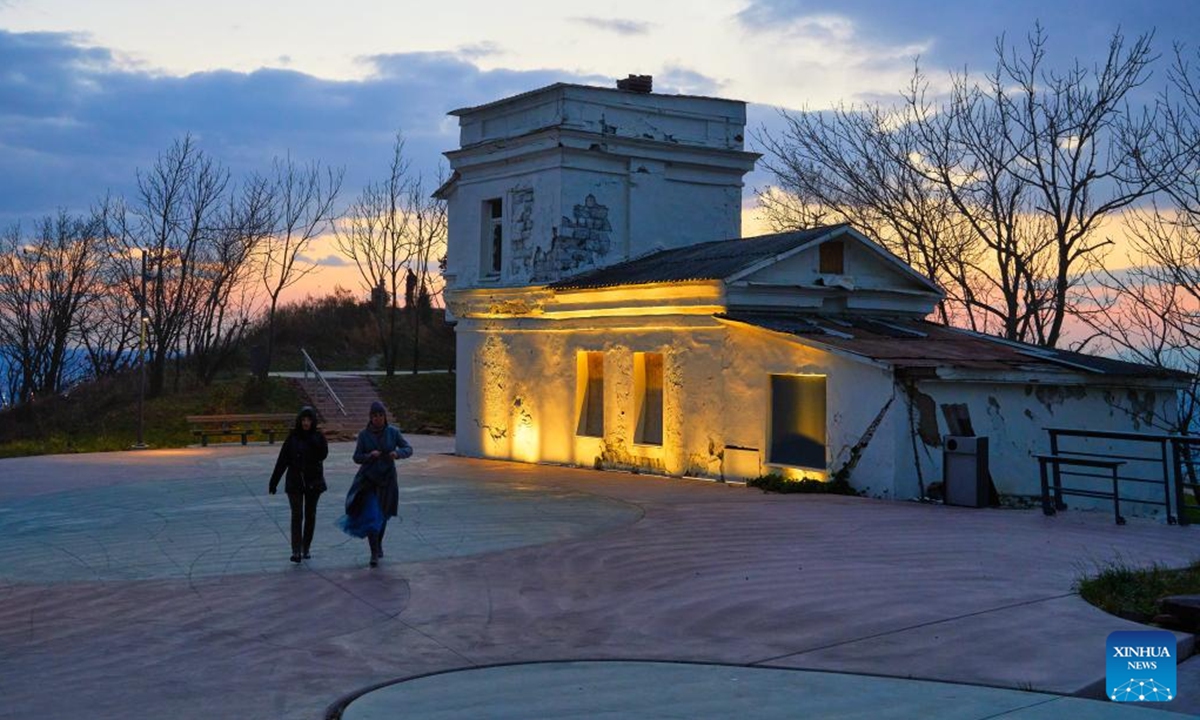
xmin=542 ymin=305 xmax=727 ymax=320
xmin=769 ymin=465 xmax=830 ymax=482
xmin=512 ymin=412 xmax=540 ymax=463
xmin=124 ymin=447 xmax=211 ymax=457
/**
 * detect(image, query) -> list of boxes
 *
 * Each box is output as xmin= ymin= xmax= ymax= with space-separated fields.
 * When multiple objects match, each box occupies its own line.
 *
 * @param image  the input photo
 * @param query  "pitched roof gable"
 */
xmin=724 ymin=225 xmax=941 ymax=296
xmin=548 ymin=224 xmax=943 ymax=296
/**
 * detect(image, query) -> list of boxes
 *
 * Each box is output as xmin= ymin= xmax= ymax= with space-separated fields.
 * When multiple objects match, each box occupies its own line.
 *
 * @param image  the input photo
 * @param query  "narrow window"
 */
xmin=576 ymin=352 xmax=605 ymax=437
xmin=819 ymin=240 xmax=844 ymax=274
xmin=634 ymin=352 xmax=664 ymax=445
xmin=768 ymin=374 xmax=827 ymax=469
xmin=483 ymin=198 xmax=503 ymax=277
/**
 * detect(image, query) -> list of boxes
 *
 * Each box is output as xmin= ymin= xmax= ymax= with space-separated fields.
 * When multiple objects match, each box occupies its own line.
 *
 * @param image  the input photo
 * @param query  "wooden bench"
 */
xmin=1037 ymin=454 xmax=1127 ymax=525
xmin=186 ymin=413 xmax=295 ymax=447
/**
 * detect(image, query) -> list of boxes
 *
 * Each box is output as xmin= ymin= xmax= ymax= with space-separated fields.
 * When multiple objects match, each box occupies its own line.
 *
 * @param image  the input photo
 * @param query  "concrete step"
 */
xmin=287 ymin=375 xmax=390 ymax=440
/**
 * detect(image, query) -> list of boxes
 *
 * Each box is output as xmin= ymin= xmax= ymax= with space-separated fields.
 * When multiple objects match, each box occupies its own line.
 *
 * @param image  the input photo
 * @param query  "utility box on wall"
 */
xmin=944 ymin=435 xmax=989 ymax=508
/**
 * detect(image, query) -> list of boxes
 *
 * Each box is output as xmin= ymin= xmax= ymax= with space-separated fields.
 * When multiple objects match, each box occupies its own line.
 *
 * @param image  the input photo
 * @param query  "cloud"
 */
xmin=654 ymin=66 xmax=724 ymax=96
xmin=733 ymin=0 xmax=1198 ymax=83
xmin=456 ymin=42 xmax=504 ymax=59
xmin=302 ymin=253 xmax=351 ymax=267
xmin=735 ymin=1 xmax=851 ymax=34
xmin=0 ymin=31 xmax=600 ymax=226
xmin=570 ymin=17 xmax=653 ymax=36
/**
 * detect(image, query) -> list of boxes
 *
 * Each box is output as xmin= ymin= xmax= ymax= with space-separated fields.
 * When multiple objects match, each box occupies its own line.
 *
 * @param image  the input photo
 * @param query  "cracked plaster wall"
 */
xmin=529 ymin=193 xmax=615 ymax=283
xmin=456 ymin=321 xmax=717 ymax=473
xmin=903 ymin=381 xmax=1179 ymax=512
xmin=456 ymin=319 xmax=905 ymax=492
xmin=720 ymin=326 xmax=898 ymax=491
xmin=446 ymin=165 xmax=740 ymax=288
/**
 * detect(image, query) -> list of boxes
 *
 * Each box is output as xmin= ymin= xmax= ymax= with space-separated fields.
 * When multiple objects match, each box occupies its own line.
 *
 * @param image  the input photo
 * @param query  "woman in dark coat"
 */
xmin=268 ymin=406 xmax=329 ymax=563
xmin=338 ymin=400 xmax=412 ymax=567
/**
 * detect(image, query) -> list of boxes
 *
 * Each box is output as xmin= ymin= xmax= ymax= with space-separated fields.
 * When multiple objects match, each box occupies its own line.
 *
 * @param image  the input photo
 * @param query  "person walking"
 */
xmin=338 ymin=400 xmax=412 ymax=567
xmin=268 ymin=406 xmax=329 ymax=563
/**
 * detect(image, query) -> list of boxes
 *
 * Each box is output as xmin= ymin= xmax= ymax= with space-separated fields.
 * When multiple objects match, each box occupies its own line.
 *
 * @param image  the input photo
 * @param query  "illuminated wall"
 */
xmin=453 ymin=311 xmax=900 ymax=490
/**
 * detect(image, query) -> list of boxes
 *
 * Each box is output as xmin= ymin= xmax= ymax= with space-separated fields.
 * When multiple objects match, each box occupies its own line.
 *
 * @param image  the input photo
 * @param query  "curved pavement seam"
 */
xmin=751 ymin=591 xmax=1079 ymax=665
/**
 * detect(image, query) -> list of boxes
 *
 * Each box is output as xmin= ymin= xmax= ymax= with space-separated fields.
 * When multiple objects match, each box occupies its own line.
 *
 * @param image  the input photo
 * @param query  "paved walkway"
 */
xmin=0 ymin=438 xmax=1196 ymax=719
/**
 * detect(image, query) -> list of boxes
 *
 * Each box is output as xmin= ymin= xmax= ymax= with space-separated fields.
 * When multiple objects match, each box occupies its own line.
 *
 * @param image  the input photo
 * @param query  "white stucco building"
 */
xmin=437 ymin=78 xmax=1185 ymax=503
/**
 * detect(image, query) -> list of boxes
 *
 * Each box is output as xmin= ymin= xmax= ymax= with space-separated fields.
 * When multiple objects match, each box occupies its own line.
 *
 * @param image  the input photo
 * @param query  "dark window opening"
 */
xmin=635 ymin=352 xmax=664 ymax=445
xmin=577 ymin=352 xmax=604 ymax=437
xmin=768 ymin=374 xmax=827 ymax=469
xmin=484 ymin=198 xmax=503 ymax=277
xmin=819 ymin=240 xmax=844 ymax=274
xmin=491 ymin=224 xmax=503 ymax=274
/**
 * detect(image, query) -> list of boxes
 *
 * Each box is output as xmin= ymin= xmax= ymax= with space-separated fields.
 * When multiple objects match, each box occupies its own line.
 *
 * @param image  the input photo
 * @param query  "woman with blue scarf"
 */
xmin=338 ymin=401 xmax=412 ymax=567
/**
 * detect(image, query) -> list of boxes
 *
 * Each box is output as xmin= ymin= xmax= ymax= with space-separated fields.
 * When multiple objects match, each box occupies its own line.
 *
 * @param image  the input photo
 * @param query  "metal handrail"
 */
xmin=1045 ymin=427 xmax=1174 ymax=524
xmin=300 ymin=348 xmax=347 ymax=417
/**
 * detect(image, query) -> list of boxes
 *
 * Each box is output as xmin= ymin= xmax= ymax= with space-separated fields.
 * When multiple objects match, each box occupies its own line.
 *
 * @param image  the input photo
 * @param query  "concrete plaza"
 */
xmin=0 ymin=436 xmax=1196 ymax=718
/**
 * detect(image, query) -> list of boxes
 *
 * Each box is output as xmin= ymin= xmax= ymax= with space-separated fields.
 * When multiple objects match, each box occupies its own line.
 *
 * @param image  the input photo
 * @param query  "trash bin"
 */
xmin=943 ymin=435 xmax=989 ymax=508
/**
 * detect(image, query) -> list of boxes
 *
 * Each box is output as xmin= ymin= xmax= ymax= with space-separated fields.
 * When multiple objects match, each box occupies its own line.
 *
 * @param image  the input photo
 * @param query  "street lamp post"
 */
xmin=133 ymin=249 xmax=149 ymax=450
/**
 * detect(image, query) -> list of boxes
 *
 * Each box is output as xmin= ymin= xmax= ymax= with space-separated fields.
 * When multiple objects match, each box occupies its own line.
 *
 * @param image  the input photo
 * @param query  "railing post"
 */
xmin=1039 ymin=458 xmax=1054 ymax=516
xmin=1161 ymin=438 xmax=1176 ymax=525
xmin=1175 ymin=438 xmax=1189 ymax=526
xmin=1048 ymin=430 xmax=1065 ymax=510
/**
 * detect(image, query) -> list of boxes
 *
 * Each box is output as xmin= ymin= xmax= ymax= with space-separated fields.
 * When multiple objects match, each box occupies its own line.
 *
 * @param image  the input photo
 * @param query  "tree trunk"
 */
xmin=261 ymin=301 xmax=278 ymax=382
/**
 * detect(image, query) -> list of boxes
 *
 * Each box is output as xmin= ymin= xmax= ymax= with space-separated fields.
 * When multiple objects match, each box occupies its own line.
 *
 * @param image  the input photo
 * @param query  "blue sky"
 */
xmin=1 ymin=0 xmax=1196 ymax=237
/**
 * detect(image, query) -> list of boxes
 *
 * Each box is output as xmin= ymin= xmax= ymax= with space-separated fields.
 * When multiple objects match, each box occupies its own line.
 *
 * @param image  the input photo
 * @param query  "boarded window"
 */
xmin=819 ymin=240 xmax=844 ymax=274
xmin=483 ymin=198 xmax=503 ymax=276
xmin=634 ymin=352 xmax=664 ymax=445
xmin=576 ymin=351 xmax=605 ymax=437
xmin=768 ymin=374 xmax=827 ymax=469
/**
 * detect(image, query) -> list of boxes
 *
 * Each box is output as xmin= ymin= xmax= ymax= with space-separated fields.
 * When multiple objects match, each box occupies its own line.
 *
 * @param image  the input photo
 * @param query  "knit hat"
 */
xmin=369 ymin=401 xmax=387 ymax=416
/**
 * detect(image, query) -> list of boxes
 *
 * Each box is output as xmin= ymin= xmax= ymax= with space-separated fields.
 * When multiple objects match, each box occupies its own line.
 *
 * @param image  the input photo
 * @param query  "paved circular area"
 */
xmin=0 ymin=471 xmax=642 ymax=583
xmin=3 ymin=443 xmax=1200 ymax=719
xmin=340 ymin=661 xmax=1186 ymax=719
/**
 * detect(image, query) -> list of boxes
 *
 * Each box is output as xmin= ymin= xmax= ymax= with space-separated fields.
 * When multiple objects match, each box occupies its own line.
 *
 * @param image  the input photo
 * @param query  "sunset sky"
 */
xmin=1 ymin=0 xmax=1196 ymax=301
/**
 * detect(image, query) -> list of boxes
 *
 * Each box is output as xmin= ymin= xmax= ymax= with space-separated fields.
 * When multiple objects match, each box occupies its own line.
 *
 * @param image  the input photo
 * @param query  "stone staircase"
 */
xmin=290 ymin=374 xmax=386 ymax=441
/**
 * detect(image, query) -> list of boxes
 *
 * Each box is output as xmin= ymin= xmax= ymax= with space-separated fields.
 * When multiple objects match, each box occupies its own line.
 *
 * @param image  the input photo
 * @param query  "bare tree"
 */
xmin=0 ymin=222 xmax=43 ymax=404
xmin=402 ymin=171 xmax=447 ymax=374
xmin=76 ymin=255 xmax=140 ymax=382
xmin=757 ymin=98 xmax=977 ymax=327
xmin=335 ymin=134 xmax=445 ymax=375
xmin=1081 ymin=43 xmax=1200 ymax=434
xmin=758 ymin=25 xmax=1163 ymax=347
xmin=186 ymin=176 xmax=273 ymax=384
xmin=104 ymin=136 xmax=232 ymax=397
xmin=257 ymin=156 xmax=343 ymax=379
xmin=0 ymin=211 xmax=105 ymax=403
xmin=1081 ymin=209 xmax=1199 ymax=432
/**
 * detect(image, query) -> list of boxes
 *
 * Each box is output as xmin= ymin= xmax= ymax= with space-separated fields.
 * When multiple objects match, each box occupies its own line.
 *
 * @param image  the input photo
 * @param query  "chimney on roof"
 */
xmin=616 ymin=74 xmax=653 ymax=93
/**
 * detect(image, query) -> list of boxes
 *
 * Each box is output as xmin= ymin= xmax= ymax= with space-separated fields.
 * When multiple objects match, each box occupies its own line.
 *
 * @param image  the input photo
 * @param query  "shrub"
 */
xmin=748 ymin=472 xmax=860 ymax=496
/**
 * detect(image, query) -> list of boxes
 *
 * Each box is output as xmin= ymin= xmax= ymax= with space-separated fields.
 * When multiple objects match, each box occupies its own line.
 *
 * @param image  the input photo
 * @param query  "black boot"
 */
xmin=368 ymin=534 xmax=380 ymax=567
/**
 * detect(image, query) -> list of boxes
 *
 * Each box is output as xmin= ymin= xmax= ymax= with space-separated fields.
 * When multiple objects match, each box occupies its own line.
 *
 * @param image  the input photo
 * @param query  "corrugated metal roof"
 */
xmin=548 ymin=225 xmax=846 ymax=290
xmin=718 ymin=312 xmax=1187 ymax=380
